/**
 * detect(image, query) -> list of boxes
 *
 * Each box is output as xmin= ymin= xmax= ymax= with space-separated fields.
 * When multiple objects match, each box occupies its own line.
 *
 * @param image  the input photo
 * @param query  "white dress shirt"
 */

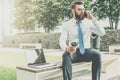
xmin=59 ymin=18 xmax=105 ymax=51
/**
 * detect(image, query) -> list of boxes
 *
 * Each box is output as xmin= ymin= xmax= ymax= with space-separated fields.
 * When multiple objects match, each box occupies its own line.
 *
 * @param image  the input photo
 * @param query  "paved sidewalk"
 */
xmin=0 ymin=47 xmax=63 ymax=56
xmin=0 ymin=47 xmax=24 ymax=53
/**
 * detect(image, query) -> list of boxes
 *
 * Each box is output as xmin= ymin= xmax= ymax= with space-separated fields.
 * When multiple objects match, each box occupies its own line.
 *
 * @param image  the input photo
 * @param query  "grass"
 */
xmin=0 ymin=66 xmax=16 ymax=80
xmin=0 ymin=49 xmax=61 ymax=80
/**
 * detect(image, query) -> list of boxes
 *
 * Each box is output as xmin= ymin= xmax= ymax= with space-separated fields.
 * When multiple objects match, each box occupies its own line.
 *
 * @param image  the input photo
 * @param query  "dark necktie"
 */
xmin=76 ymin=22 xmax=85 ymax=54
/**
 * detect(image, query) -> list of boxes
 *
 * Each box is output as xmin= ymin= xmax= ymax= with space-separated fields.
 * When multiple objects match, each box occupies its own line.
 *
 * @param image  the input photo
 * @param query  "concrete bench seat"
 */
xmin=109 ymin=44 xmax=120 ymax=54
xmin=19 ymin=43 xmax=40 ymax=49
xmin=17 ymin=61 xmax=91 ymax=80
xmin=16 ymin=52 xmax=120 ymax=80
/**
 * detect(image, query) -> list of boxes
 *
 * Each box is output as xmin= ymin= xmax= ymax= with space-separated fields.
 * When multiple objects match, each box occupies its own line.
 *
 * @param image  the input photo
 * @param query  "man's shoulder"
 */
xmin=61 ymin=19 xmax=73 ymax=30
xmin=63 ymin=19 xmax=73 ymax=25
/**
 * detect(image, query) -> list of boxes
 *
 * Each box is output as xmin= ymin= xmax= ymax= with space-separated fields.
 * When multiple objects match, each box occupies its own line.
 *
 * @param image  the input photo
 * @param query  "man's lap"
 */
xmin=63 ymin=48 xmax=101 ymax=63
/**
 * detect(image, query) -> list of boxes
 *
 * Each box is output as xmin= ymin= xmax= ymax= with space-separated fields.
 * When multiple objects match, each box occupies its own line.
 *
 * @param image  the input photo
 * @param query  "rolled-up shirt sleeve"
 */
xmin=91 ymin=17 xmax=106 ymax=36
xmin=59 ymin=23 xmax=68 ymax=51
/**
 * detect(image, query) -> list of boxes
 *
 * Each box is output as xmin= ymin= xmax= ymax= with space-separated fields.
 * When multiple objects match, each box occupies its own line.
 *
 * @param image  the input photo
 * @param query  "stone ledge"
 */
xmin=109 ymin=44 xmax=120 ymax=54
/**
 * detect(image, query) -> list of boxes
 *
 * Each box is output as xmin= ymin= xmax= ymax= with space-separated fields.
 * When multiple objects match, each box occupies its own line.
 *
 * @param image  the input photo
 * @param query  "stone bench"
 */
xmin=17 ymin=62 xmax=91 ymax=80
xmin=19 ymin=43 xmax=40 ymax=49
xmin=109 ymin=44 xmax=120 ymax=54
xmin=16 ymin=53 xmax=120 ymax=80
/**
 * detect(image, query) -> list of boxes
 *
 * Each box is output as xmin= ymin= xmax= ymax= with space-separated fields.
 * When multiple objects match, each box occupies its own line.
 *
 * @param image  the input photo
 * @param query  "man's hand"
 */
xmin=66 ymin=46 xmax=77 ymax=53
xmin=86 ymin=11 xmax=93 ymax=20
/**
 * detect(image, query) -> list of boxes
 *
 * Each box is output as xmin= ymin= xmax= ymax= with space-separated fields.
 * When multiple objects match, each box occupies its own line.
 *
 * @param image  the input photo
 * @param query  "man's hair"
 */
xmin=71 ymin=0 xmax=84 ymax=9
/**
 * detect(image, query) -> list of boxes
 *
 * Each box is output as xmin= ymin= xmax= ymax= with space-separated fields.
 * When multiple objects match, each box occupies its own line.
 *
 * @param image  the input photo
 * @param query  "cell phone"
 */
xmin=83 ymin=11 xmax=87 ymax=18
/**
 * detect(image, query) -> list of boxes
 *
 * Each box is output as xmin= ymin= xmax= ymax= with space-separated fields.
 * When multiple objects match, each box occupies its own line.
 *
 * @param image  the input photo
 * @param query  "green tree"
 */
xmin=13 ymin=0 xmax=63 ymax=33
xmin=35 ymin=0 xmax=93 ymax=33
xmin=34 ymin=0 xmax=63 ymax=33
xmin=13 ymin=0 xmax=93 ymax=33
xmin=92 ymin=0 xmax=120 ymax=29
xmin=13 ymin=0 xmax=37 ymax=32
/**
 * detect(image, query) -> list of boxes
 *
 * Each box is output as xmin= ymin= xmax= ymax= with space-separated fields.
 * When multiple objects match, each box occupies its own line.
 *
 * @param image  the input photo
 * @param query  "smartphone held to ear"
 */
xmin=83 ymin=11 xmax=87 ymax=18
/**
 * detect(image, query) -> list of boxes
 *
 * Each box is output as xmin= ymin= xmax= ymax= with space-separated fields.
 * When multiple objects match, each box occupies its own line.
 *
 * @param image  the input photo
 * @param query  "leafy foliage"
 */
xmin=92 ymin=0 xmax=120 ymax=29
xmin=13 ymin=0 xmax=37 ymax=32
xmin=33 ymin=0 xmax=63 ymax=33
xmin=13 ymin=0 xmax=92 ymax=33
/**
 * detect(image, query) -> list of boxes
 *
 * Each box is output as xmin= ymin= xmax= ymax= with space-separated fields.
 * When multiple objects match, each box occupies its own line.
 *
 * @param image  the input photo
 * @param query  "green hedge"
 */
xmin=3 ymin=33 xmax=61 ymax=49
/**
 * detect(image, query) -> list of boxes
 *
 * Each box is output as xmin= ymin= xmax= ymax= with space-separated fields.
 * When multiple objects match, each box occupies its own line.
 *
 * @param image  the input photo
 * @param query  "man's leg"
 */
xmin=83 ymin=49 xmax=101 ymax=80
xmin=62 ymin=52 xmax=72 ymax=80
xmin=62 ymin=49 xmax=101 ymax=80
xmin=62 ymin=48 xmax=83 ymax=80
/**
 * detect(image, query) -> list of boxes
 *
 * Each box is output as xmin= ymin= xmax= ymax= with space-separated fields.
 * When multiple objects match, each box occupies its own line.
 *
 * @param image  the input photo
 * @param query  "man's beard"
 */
xmin=75 ymin=12 xmax=84 ymax=21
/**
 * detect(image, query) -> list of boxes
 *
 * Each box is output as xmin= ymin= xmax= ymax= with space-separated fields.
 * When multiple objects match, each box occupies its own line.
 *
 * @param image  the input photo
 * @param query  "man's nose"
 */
xmin=81 ymin=10 xmax=84 ymax=14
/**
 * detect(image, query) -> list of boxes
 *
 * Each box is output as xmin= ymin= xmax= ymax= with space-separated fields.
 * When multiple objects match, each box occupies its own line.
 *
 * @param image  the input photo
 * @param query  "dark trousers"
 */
xmin=62 ymin=48 xmax=101 ymax=80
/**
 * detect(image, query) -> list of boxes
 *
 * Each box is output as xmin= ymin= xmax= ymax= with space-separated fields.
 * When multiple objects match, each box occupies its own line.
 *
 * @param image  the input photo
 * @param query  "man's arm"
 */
xmin=91 ymin=18 xmax=105 ymax=36
xmin=86 ymin=11 xmax=105 ymax=36
xmin=59 ymin=23 xmax=68 ymax=51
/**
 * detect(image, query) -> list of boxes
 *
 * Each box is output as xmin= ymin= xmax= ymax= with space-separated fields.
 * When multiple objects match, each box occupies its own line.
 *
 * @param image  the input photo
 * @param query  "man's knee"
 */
xmin=95 ymin=51 xmax=101 ymax=59
xmin=62 ymin=52 xmax=70 ymax=58
xmin=62 ymin=52 xmax=72 ymax=63
xmin=91 ymin=49 xmax=101 ymax=60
